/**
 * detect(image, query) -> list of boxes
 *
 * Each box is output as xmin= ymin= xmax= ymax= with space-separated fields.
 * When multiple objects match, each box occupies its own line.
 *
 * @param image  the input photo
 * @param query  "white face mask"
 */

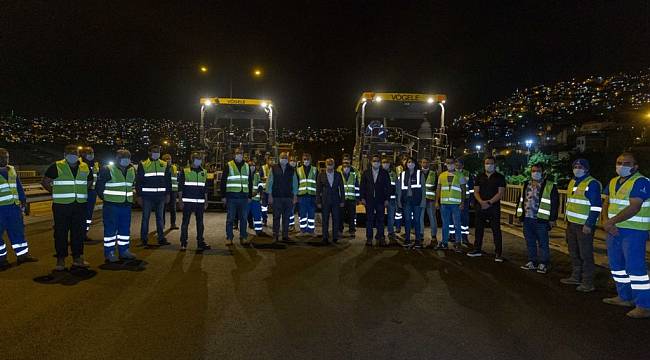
xmin=421 ymin=165 xmax=429 ymax=170
xmin=151 ymin=152 xmax=160 ymax=160
xmin=382 ymin=163 xmax=390 ymax=170
xmin=372 ymin=161 xmax=380 ymax=169
xmin=86 ymin=154 xmax=94 ymax=161
xmin=193 ymin=159 xmax=202 ymax=167
xmin=303 ymin=160 xmax=310 ymax=166
xmin=290 ymin=161 xmax=297 ymax=167
xmin=407 ymin=163 xmax=415 ymax=170
xmin=446 ymin=164 xmax=455 ymax=171
xmin=234 ymin=154 xmax=243 ymax=162
xmin=485 ymin=164 xmax=495 ymax=173
xmin=531 ymin=171 xmax=543 ymax=181
xmin=119 ymin=158 xmax=130 ymax=167
xmin=249 ymin=165 xmax=256 ymax=172
xmin=279 ymin=158 xmax=288 ymax=166
xmin=573 ymin=168 xmax=585 ymax=178
xmin=343 ymin=166 xmax=350 ymax=173
xmin=616 ymin=165 xmax=633 ymax=177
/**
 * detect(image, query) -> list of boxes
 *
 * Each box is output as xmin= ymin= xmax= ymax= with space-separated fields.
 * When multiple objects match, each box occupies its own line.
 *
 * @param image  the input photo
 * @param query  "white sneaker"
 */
xmin=520 ymin=261 xmax=536 ymax=271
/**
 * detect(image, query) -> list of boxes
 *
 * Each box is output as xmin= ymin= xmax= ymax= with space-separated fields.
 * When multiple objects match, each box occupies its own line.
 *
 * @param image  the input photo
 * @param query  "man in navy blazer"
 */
xmin=316 ymin=158 xmax=345 ymax=244
xmin=360 ymin=154 xmax=391 ymax=246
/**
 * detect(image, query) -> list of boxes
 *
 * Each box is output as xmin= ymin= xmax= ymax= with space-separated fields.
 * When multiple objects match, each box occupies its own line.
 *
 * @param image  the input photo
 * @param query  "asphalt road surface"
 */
xmin=1 ymin=211 xmax=649 ymax=360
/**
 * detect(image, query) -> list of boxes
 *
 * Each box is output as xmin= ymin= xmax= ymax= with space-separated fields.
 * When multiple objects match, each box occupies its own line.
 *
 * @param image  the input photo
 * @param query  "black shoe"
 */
xmin=414 ymin=243 xmax=423 ymax=249
xmin=170 ymin=225 xmax=179 ymax=230
xmin=434 ymin=243 xmax=448 ymax=250
xmin=365 ymin=240 xmax=373 ymax=246
xmin=198 ymin=243 xmax=212 ymax=251
xmin=158 ymin=239 xmax=171 ymax=246
xmin=17 ymin=254 xmax=39 ymax=264
xmin=179 ymin=244 xmax=187 ymax=251
xmin=467 ymin=250 xmax=483 ymax=257
xmin=321 ymin=238 xmax=330 ymax=245
xmin=282 ymin=237 xmax=289 ymax=243
xmin=403 ymin=241 xmax=412 ymax=248
xmin=332 ymin=238 xmax=339 ymax=244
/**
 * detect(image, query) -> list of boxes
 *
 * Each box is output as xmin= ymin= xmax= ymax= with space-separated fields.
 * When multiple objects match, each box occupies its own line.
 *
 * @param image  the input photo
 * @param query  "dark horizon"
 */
xmin=2 ymin=1 xmax=649 ymax=128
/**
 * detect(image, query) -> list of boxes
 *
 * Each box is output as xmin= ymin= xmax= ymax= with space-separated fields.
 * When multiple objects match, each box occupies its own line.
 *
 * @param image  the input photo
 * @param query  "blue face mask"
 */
xmin=193 ymin=159 xmax=202 ymax=167
xmin=119 ymin=158 xmax=130 ymax=167
xmin=65 ymin=154 xmax=78 ymax=164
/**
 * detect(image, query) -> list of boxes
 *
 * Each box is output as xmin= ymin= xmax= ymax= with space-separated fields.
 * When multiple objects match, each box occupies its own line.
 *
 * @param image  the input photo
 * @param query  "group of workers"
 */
xmin=0 ymin=144 xmax=648 ymax=319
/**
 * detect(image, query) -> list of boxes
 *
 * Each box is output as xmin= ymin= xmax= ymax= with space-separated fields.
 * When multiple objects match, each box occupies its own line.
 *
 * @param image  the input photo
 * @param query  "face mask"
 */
xmin=235 ymin=154 xmax=243 ymax=162
xmin=193 ymin=159 xmax=202 ymax=167
xmin=531 ymin=171 xmax=542 ymax=181
xmin=343 ymin=166 xmax=350 ymax=173
xmin=446 ymin=164 xmax=455 ymax=171
xmin=382 ymin=163 xmax=390 ymax=170
xmin=0 ymin=158 xmax=7 ymax=167
xmin=485 ymin=164 xmax=495 ymax=173
xmin=303 ymin=160 xmax=310 ymax=166
xmin=573 ymin=168 xmax=585 ymax=178
xmin=421 ymin=165 xmax=429 ymax=171
xmin=407 ymin=163 xmax=415 ymax=170
xmin=616 ymin=165 xmax=632 ymax=177
xmin=290 ymin=161 xmax=297 ymax=167
xmin=119 ymin=158 xmax=130 ymax=167
xmin=151 ymin=152 xmax=160 ymax=160
xmin=86 ymin=154 xmax=94 ymax=161
xmin=326 ymin=165 xmax=334 ymax=171
xmin=65 ymin=154 xmax=78 ymax=164
xmin=372 ymin=161 xmax=380 ymax=169
xmin=279 ymin=158 xmax=288 ymax=166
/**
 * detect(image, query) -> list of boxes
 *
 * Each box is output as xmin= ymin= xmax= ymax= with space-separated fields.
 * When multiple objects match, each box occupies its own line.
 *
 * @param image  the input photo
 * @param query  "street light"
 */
xmin=199 ymin=65 xmax=208 ymax=73
xmin=253 ymin=68 xmax=263 ymax=77
xmin=475 ymin=144 xmax=482 ymax=152
xmin=200 ymin=99 xmax=213 ymax=147
xmin=525 ymin=139 xmax=534 ymax=163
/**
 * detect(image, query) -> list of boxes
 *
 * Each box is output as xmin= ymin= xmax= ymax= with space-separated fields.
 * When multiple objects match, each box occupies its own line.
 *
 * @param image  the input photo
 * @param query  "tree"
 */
xmin=506 ymin=151 xmax=570 ymax=187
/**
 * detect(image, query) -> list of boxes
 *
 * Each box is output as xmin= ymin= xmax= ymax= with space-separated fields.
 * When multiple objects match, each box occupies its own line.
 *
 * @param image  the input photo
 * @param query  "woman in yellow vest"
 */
xmin=516 ymin=163 xmax=559 ymax=274
xmin=602 ymin=152 xmax=650 ymax=319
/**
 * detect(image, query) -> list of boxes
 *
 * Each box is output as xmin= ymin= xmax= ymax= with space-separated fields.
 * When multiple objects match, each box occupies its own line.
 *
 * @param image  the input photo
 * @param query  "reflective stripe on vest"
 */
xmin=516 ymin=181 xmax=554 ymax=220
xmin=341 ymin=171 xmax=359 ymax=200
xmin=389 ymin=171 xmax=397 ymax=199
xmin=297 ymin=166 xmax=317 ymax=196
xmin=438 ymin=171 xmax=462 ymax=204
xmin=104 ymin=165 xmax=135 ymax=203
xmin=566 ymin=176 xmax=600 ymax=225
xmin=425 ymin=170 xmax=437 ymax=200
xmin=52 ymin=160 xmax=89 ymax=204
xmin=0 ymin=165 xmax=20 ymax=206
xmin=170 ymin=164 xmax=179 ymax=191
xmin=401 ymin=170 xmax=422 ymax=190
xmin=226 ymin=160 xmax=249 ymax=193
xmin=182 ymin=167 xmax=207 ymax=202
xmin=252 ymin=172 xmax=262 ymax=201
xmin=607 ymin=172 xmax=650 ymax=230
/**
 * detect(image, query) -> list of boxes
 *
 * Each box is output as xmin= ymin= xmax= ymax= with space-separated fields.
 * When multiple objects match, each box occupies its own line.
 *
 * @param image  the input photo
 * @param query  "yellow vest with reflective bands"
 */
xmin=438 ymin=171 xmax=462 ymax=204
xmin=425 ymin=170 xmax=437 ymax=200
xmin=104 ymin=165 xmax=135 ymax=203
xmin=52 ymin=160 xmax=89 ymax=204
xmin=226 ymin=160 xmax=249 ymax=193
xmin=170 ymin=164 xmax=179 ymax=192
xmin=296 ymin=165 xmax=317 ymax=196
xmin=566 ymin=176 xmax=601 ymax=225
xmin=607 ymin=172 xmax=650 ymax=231
xmin=0 ymin=165 xmax=20 ymax=206
xmin=516 ymin=181 xmax=554 ymax=220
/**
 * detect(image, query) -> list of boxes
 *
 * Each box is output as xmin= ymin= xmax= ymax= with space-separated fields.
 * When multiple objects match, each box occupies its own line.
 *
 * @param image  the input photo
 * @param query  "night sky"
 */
xmin=1 ymin=1 xmax=649 ymax=128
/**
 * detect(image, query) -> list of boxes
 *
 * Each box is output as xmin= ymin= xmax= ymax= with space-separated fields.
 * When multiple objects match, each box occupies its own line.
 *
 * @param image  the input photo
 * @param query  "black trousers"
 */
xmin=322 ymin=202 xmax=341 ymax=241
xmin=180 ymin=202 xmax=205 ymax=246
xmin=165 ymin=191 xmax=177 ymax=226
xmin=53 ymin=202 xmax=86 ymax=258
xmin=474 ymin=205 xmax=503 ymax=256
xmin=339 ymin=199 xmax=357 ymax=233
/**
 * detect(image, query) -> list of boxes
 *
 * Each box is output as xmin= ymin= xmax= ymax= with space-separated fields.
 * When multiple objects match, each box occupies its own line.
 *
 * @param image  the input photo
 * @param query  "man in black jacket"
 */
xmin=516 ymin=163 xmax=559 ymax=274
xmin=360 ymin=154 xmax=391 ymax=246
xmin=316 ymin=158 xmax=345 ymax=244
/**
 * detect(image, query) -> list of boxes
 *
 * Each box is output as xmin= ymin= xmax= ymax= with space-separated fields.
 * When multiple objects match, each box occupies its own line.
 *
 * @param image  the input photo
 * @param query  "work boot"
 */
xmin=54 ymin=257 xmax=66 ymax=271
xmin=198 ymin=243 xmax=212 ymax=251
xmin=626 ymin=306 xmax=650 ymax=319
xmin=179 ymin=244 xmax=187 ymax=251
xmin=603 ymin=296 xmax=634 ymax=307
xmin=170 ymin=224 xmax=179 ymax=230
xmin=576 ymin=284 xmax=595 ymax=292
xmin=226 ymin=238 xmax=234 ymax=246
xmin=0 ymin=258 xmax=11 ymax=271
xmin=105 ymin=252 xmax=119 ymax=263
xmin=16 ymin=254 xmax=39 ymax=264
xmin=72 ymin=256 xmax=90 ymax=268
xmin=119 ymin=250 xmax=136 ymax=260
xmin=560 ymin=277 xmax=581 ymax=285
xmin=158 ymin=238 xmax=171 ymax=246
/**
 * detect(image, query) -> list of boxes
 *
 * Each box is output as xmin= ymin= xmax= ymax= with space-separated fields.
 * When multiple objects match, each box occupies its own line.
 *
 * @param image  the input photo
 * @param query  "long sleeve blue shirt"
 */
xmin=573 ymin=174 xmax=602 ymax=227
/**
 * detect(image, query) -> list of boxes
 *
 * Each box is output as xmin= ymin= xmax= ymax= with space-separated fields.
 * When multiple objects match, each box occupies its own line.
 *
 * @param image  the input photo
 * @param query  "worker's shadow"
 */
xmin=33 ymin=266 xmax=98 ymax=286
xmin=98 ymin=259 xmax=148 ymax=272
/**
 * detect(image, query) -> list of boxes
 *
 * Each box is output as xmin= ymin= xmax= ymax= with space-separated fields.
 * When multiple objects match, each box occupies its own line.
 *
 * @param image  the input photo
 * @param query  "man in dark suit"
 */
xmin=316 ymin=158 xmax=345 ymax=244
xmin=360 ymin=154 xmax=391 ymax=246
